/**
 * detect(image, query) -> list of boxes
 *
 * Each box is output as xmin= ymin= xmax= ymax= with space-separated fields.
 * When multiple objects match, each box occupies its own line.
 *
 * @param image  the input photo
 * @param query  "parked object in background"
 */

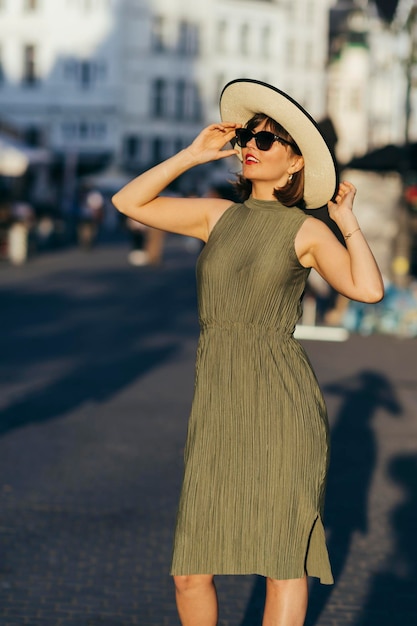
xmin=145 ymin=227 xmax=166 ymax=266
xmin=7 ymin=202 xmax=36 ymax=265
xmin=126 ymin=217 xmax=149 ymax=266
xmin=126 ymin=218 xmax=166 ymax=267
xmin=8 ymin=222 xmax=29 ymax=266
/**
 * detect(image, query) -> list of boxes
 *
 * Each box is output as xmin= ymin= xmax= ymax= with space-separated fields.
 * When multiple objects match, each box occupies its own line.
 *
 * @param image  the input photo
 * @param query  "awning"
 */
xmin=81 ymin=164 xmax=131 ymax=192
xmin=0 ymin=134 xmax=51 ymax=177
xmin=346 ymin=143 xmax=417 ymax=173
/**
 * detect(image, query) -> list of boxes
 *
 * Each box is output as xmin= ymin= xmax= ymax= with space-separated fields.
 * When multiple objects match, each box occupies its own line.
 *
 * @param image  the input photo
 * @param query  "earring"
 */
xmin=288 ymin=173 xmax=293 ymax=183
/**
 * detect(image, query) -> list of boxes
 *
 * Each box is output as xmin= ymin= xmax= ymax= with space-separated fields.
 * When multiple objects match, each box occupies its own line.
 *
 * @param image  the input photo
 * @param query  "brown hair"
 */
xmin=233 ymin=113 xmax=306 ymax=210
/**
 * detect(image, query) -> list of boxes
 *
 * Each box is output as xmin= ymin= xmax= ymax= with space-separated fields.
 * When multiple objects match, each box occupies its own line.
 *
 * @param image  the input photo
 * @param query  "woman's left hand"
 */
xmin=327 ymin=181 xmax=356 ymax=223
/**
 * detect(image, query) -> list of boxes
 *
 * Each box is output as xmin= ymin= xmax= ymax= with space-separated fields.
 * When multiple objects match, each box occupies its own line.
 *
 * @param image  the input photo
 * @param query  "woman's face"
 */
xmin=241 ymin=120 xmax=304 ymax=198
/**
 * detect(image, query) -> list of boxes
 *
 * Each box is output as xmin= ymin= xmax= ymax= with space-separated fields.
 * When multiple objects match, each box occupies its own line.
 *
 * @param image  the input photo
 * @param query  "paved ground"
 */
xmin=0 ymin=236 xmax=416 ymax=626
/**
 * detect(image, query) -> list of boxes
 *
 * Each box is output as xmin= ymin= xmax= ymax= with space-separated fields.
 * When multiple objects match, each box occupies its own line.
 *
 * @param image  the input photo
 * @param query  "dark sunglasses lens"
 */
xmin=235 ymin=129 xmax=251 ymax=147
xmin=255 ymin=132 xmax=275 ymax=150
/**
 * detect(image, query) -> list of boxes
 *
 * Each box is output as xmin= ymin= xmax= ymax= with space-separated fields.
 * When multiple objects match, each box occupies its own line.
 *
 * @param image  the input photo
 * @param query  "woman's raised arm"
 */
xmin=296 ymin=181 xmax=384 ymax=303
xmin=112 ymin=123 xmax=239 ymax=241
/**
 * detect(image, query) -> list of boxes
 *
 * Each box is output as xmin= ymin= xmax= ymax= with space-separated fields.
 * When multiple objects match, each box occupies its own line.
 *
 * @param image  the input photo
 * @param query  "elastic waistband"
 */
xmin=200 ymin=321 xmax=294 ymax=337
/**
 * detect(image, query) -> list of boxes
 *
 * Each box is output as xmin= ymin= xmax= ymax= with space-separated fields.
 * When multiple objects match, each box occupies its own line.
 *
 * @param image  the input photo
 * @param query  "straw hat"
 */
xmin=219 ymin=78 xmax=338 ymax=209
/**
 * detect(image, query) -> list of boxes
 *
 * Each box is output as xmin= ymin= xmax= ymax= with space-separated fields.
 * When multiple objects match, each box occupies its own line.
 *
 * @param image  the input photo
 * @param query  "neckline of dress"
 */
xmin=244 ymin=196 xmax=289 ymax=211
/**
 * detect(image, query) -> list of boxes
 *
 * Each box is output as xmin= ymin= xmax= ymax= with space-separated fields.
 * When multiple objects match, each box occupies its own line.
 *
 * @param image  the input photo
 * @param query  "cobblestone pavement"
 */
xmin=0 ymin=238 xmax=416 ymax=626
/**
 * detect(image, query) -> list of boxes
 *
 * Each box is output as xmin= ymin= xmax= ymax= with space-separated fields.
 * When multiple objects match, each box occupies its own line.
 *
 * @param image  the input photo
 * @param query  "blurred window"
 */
xmin=306 ymin=1 xmax=315 ymax=22
xmin=151 ymin=15 xmax=165 ymax=52
xmin=190 ymin=83 xmax=202 ymax=121
xmin=152 ymin=78 xmax=167 ymax=118
xmin=91 ymin=122 xmax=106 ymax=139
xmin=80 ymin=60 xmax=93 ymax=88
xmin=261 ymin=25 xmax=271 ymax=59
xmin=23 ymin=44 xmax=38 ymax=85
xmin=240 ymin=23 xmax=249 ymax=56
xmin=79 ymin=121 xmax=88 ymax=139
xmin=96 ymin=60 xmax=107 ymax=81
xmin=178 ymin=20 xmax=199 ymax=56
xmin=305 ymin=42 xmax=314 ymax=69
xmin=125 ymin=135 xmax=141 ymax=160
xmin=286 ymin=38 xmax=296 ymax=65
xmin=63 ymin=58 xmax=78 ymax=80
xmin=178 ymin=21 xmax=188 ymax=55
xmin=217 ymin=20 xmax=227 ymax=53
xmin=25 ymin=126 xmax=42 ymax=146
xmin=175 ymin=79 xmax=186 ymax=119
xmin=63 ymin=58 xmax=105 ymax=86
xmin=62 ymin=121 xmax=77 ymax=140
xmin=23 ymin=0 xmax=38 ymax=10
xmin=61 ymin=121 xmax=106 ymax=141
xmin=191 ymin=23 xmax=200 ymax=55
xmin=152 ymin=137 xmax=163 ymax=163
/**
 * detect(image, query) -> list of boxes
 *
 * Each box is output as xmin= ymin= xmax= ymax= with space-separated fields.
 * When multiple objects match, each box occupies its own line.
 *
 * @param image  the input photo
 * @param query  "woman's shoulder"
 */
xmin=295 ymin=214 xmax=336 ymax=255
xmin=298 ymin=214 xmax=331 ymax=236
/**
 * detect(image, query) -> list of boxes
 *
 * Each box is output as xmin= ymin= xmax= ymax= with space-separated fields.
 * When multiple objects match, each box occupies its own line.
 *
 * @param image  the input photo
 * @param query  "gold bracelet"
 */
xmin=344 ymin=227 xmax=361 ymax=240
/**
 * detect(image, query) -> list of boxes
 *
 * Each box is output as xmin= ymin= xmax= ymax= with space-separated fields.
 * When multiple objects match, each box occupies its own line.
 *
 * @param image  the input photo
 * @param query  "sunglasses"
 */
xmin=234 ymin=128 xmax=298 ymax=152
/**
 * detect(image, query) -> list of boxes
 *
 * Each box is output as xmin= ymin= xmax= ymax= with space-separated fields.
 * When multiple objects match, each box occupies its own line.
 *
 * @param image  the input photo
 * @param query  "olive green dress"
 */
xmin=171 ymin=197 xmax=333 ymax=584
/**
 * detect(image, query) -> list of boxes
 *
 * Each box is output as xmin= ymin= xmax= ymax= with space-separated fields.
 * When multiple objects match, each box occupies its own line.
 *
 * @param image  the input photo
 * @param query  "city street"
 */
xmin=0 ymin=236 xmax=416 ymax=626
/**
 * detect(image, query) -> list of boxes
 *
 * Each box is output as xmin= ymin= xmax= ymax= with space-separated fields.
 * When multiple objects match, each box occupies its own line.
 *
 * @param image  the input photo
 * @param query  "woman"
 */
xmin=112 ymin=79 xmax=384 ymax=626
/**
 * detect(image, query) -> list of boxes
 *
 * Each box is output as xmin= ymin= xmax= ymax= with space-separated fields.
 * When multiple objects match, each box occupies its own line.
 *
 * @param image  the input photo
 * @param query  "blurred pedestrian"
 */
xmin=126 ymin=217 xmax=149 ymax=266
xmin=8 ymin=200 xmax=35 ymax=265
xmin=112 ymin=78 xmax=384 ymax=626
xmin=125 ymin=217 xmax=166 ymax=266
xmin=77 ymin=187 xmax=104 ymax=249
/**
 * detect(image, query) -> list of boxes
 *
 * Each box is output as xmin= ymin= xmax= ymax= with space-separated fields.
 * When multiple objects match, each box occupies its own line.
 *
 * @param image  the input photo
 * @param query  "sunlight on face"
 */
xmin=242 ymin=122 xmax=303 ymax=199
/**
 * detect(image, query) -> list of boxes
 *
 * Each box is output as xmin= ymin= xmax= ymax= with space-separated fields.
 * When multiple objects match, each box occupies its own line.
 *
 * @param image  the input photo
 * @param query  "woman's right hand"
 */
xmin=185 ymin=122 xmax=241 ymax=164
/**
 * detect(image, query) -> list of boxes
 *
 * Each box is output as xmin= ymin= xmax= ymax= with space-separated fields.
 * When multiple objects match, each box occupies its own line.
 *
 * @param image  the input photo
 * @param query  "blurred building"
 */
xmin=1 ymin=0 xmax=415 ymax=189
xmin=0 ymin=0 xmax=119 ymax=175
xmin=0 ymin=0 xmax=333 ymax=193
xmin=1 ymin=0 xmax=416 ymax=282
xmin=327 ymin=0 xmax=417 ymax=165
xmin=118 ymin=0 xmax=332 ymax=171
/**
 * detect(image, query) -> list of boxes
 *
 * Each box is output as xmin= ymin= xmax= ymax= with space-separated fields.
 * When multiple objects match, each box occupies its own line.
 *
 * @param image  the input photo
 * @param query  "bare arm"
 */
xmin=112 ymin=123 xmax=240 ymax=241
xmin=296 ymin=181 xmax=384 ymax=303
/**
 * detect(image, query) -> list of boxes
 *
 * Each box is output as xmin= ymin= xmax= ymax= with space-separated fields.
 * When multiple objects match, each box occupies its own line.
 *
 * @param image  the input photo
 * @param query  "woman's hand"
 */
xmin=327 ymin=181 xmax=356 ymax=223
xmin=185 ymin=122 xmax=241 ymax=165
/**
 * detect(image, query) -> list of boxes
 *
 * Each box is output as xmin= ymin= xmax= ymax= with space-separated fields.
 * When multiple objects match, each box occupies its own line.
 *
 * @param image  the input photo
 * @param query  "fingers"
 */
xmin=204 ymin=123 xmax=241 ymax=154
xmin=215 ymin=148 xmax=240 ymax=160
xmin=209 ymin=122 xmax=242 ymax=130
xmin=189 ymin=122 xmax=241 ymax=162
xmin=206 ymin=122 xmax=242 ymax=138
xmin=338 ymin=180 xmax=356 ymax=197
xmin=332 ymin=181 xmax=356 ymax=204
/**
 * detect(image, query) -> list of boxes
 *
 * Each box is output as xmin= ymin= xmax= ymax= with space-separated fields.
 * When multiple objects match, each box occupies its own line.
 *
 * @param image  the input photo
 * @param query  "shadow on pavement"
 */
xmin=306 ymin=370 xmax=402 ymax=625
xmin=240 ymin=371 xmax=405 ymax=626
xmin=0 ymin=252 xmax=199 ymax=436
xmin=353 ymin=452 xmax=417 ymax=626
xmin=238 ymin=369 xmax=402 ymax=626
